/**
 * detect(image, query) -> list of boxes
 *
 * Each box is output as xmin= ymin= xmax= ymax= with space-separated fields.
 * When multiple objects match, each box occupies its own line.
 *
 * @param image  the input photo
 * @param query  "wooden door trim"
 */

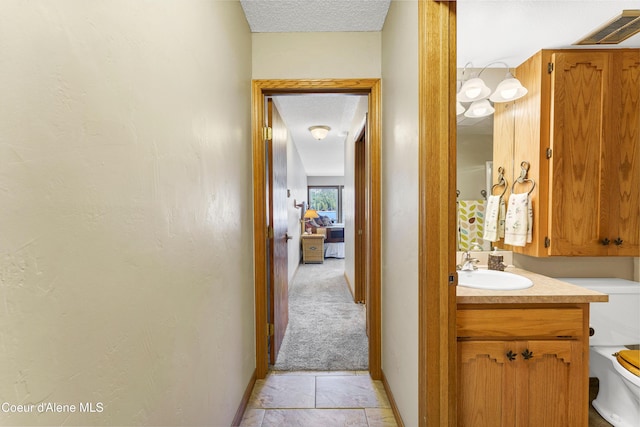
xmin=418 ymin=1 xmax=457 ymax=426
xmin=252 ymin=78 xmax=382 ymax=380
xmin=354 ymin=127 xmax=366 ymax=304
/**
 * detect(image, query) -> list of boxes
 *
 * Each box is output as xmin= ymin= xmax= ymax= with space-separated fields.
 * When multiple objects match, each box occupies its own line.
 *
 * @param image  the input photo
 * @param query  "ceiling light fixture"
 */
xmin=308 ymin=125 xmax=331 ymax=140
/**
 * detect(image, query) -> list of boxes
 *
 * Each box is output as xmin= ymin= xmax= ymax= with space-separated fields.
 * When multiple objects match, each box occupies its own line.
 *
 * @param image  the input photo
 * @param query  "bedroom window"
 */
xmin=308 ymin=185 xmax=343 ymax=224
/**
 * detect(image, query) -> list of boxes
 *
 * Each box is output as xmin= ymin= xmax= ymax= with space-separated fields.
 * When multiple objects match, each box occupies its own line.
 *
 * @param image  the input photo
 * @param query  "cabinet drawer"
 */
xmin=302 ymin=237 xmax=324 ymax=263
xmin=457 ymin=308 xmax=584 ymax=338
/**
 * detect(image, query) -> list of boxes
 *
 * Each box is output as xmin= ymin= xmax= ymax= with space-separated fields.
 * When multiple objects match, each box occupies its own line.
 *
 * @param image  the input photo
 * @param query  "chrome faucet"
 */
xmin=457 ymin=251 xmax=479 ymax=271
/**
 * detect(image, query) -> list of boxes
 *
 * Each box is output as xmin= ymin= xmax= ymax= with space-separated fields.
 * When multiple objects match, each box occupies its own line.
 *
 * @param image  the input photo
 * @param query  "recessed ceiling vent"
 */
xmin=575 ymin=10 xmax=640 ymax=45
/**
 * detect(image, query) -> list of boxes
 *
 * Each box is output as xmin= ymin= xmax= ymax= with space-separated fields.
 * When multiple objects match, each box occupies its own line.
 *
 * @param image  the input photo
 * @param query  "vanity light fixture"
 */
xmin=308 ymin=125 xmax=331 ymax=140
xmin=464 ymin=99 xmax=495 ymax=118
xmin=458 ymin=77 xmax=491 ymax=103
xmin=490 ymin=71 xmax=528 ymax=102
xmin=457 ymin=61 xmax=529 ymax=117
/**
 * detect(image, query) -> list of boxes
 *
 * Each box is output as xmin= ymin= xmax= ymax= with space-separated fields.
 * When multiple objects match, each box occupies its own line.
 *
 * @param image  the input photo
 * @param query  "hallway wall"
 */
xmin=286 ymin=132 xmax=308 ymax=282
xmin=0 ymin=1 xmax=254 ymax=425
xmin=380 ymin=1 xmax=420 ymax=426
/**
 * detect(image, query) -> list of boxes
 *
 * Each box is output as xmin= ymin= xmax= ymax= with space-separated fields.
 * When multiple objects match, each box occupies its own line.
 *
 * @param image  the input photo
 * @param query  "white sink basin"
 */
xmin=458 ymin=269 xmax=533 ymax=290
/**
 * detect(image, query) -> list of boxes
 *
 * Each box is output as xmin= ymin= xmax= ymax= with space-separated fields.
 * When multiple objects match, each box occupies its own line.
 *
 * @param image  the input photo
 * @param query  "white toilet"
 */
xmin=560 ymin=278 xmax=640 ymax=427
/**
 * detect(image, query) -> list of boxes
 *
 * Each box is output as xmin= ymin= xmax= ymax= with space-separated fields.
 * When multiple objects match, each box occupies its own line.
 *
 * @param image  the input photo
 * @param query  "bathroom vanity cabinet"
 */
xmin=493 ymin=48 xmax=640 ymax=257
xmin=457 ymin=305 xmax=586 ymax=427
xmin=456 ymin=268 xmax=608 ymax=427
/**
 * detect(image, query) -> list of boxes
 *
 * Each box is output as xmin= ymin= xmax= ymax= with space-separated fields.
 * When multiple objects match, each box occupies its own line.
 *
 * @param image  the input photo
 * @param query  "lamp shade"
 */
xmin=308 ymin=125 xmax=330 ymax=140
xmin=456 ymin=101 xmax=466 ymax=116
xmin=464 ymin=99 xmax=495 ymax=118
xmin=303 ymin=208 xmax=319 ymax=219
xmin=457 ymin=77 xmax=491 ymax=102
xmin=490 ymin=74 xmax=528 ymax=102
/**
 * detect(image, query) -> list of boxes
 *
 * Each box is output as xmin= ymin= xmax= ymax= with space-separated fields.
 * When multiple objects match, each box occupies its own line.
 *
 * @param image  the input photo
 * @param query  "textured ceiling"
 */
xmin=240 ymin=0 xmax=391 ymax=32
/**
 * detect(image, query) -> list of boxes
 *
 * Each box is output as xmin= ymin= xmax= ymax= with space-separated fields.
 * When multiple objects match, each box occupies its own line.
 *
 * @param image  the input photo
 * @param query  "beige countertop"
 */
xmin=456 ymin=267 xmax=609 ymax=304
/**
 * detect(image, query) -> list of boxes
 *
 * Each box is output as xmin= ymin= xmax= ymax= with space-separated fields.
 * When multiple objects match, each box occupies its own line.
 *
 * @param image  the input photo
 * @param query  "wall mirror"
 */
xmin=456 ymin=66 xmax=516 ymax=252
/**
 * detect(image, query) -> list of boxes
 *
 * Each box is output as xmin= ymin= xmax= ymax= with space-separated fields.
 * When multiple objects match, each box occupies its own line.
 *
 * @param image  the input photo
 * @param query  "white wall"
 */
xmin=457 ymin=134 xmax=492 ymax=200
xmin=252 ymin=32 xmax=381 ymax=79
xmin=287 ymin=133 xmax=308 ymax=282
xmin=380 ymin=1 xmax=419 ymax=426
xmin=0 ymin=1 xmax=254 ymax=425
xmin=307 ymin=176 xmax=345 ymax=186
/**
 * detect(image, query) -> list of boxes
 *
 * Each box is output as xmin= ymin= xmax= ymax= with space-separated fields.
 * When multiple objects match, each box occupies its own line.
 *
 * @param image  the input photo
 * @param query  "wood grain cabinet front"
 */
xmin=457 ymin=305 xmax=588 ymax=427
xmin=494 ymin=48 xmax=640 ymax=257
xmin=301 ymin=235 xmax=324 ymax=264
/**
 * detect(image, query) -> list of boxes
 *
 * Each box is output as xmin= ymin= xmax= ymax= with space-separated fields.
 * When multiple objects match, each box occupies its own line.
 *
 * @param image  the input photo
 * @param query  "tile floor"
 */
xmin=240 ymin=371 xmax=398 ymax=427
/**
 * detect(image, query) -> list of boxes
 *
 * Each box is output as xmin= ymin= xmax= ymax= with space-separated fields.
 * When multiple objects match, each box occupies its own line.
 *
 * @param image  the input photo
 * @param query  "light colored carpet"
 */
xmin=272 ymin=259 xmax=369 ymax=371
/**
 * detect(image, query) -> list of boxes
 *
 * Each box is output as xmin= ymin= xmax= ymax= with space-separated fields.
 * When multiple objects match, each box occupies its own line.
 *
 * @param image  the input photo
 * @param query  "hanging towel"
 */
xmin=483 ymin=195 xmax=506 ymax=242
xmin=498 ymin=197 xmax=506 ymax=239
xmin=504 ymin=192 xmax=533 ymax=246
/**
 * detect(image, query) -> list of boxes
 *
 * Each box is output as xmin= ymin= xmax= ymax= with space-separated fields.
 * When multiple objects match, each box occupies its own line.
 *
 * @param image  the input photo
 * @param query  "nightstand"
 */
xmin=301 ymin=234 xmax=325 ymax=264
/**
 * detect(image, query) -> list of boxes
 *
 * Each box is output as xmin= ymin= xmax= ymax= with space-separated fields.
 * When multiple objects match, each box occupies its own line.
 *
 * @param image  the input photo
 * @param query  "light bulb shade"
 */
xmin=308 ymin=125 xmax=330 ymax=140
xmin=456 ymin=101 xmax=466 ymax=116
xmin=490 ymin=76 xmax=528 ymax=102
xmin=303 ymin=208 xmax=319 ymax=219
xmin=457 ymin=77 xmax=491 ymax=102
xmin=464 ymin=99 xmax=495 ymax=118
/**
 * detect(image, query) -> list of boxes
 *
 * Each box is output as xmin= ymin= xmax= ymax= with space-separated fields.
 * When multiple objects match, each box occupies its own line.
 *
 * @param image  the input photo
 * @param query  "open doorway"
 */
xmin=252 ymin=79 xmax=381 ymax=380
xmin=268 ymin=93 xmax=368 ymax=372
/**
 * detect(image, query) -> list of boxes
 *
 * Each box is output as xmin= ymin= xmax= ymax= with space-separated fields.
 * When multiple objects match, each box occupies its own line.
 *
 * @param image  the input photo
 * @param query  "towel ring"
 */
xmin=511 ymin=161 xmax=536 ymax=195
xmin=491 ymin=166 xmax=508 ymax=197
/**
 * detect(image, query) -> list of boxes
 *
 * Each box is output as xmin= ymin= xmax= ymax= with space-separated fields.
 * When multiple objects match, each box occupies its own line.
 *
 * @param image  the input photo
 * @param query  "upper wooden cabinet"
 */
xmin=494 ymin=48 xmax=640 ymax=257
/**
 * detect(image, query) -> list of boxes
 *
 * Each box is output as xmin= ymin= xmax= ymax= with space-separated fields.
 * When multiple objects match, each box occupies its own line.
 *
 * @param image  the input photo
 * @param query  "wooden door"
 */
xmin=354 ymin=124 xmax=367 ymax=304
xmin=267 ymin=99 xmax=289 ymax=365
xmin=516 ymin=340 xmax=584 ymax=427
xmin=458 ymin=341 xmax=516 ymax=427
xmin=606 ymin=50 xmax=640 ymax=256
xmin=549 ymin=52 xmax=610 ymax=256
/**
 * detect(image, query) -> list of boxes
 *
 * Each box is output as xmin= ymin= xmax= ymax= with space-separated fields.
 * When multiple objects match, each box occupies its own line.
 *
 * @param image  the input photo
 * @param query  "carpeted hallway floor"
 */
xmin=272 ymin=258 xmax=368 ymax=371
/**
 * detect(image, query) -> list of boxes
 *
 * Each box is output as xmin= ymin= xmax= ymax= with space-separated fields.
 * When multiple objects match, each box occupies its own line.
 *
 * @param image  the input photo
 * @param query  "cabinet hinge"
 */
xmin=546 ymin=148 xmax=553 ymax=159
xmin=547 ymin=62 xmax=554 ymax=74
xmin=267 ymin=225 xmax=274 ymax=239
xmin=262 ymin=126 xmax=272 ymax=141
xmin=267 ymin=323 xmax=274 ymax=337
xmin=544 ymin=237 xmax=551 ymax=248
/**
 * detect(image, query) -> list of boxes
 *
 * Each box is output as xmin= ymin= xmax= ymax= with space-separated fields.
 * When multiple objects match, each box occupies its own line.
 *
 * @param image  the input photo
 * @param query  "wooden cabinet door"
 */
xmin=459 ymin=339 xmax=585 ymax=427
xmin=548 ymin=52 xmax=610 ymax=256
xmin=515 ymin=340 xmax=585 ymax=427
xmin=458 ymin=341 xmax=517 ymax=427
xmin=606 ymin=50 xmax=640 ymax=256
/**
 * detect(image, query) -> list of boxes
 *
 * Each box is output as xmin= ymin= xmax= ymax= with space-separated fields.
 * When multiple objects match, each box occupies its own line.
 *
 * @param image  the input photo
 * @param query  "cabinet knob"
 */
xmin=613 ymin=237 xmax=623 ymax=246
xmin=521 ymin=349 xmax=534 ymax=360
xmin=506 ymin=350 xmax=517 ymax=361
xmin=601 ymin=238 xmax=610 ymax=246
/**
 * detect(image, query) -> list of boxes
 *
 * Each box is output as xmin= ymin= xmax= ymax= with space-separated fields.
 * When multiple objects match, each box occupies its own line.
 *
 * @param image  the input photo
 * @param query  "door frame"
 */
xmin=252 ymin=78 xmax=382 ymax=380
xmin=418 ymin=1 xmax=457 ymax=426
